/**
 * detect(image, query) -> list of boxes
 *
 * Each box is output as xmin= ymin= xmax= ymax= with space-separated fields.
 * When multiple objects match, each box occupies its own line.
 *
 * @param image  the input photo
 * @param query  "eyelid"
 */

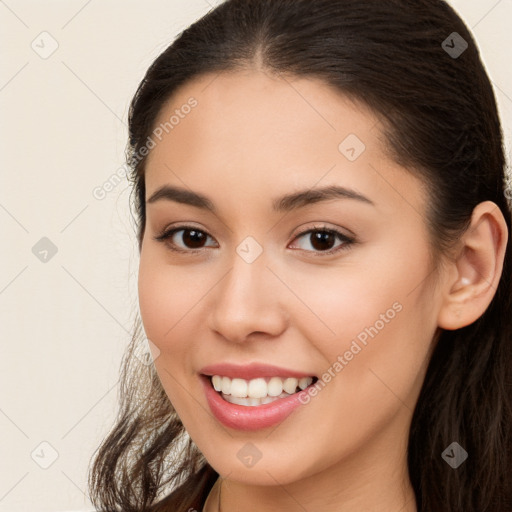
xmin=288 ymin=224 xmax=355 ymax=256
xmin=153 ymin=223 xmax=218 ymax=252
xmin=153 ymin=222 xmax=356 ymax=256
xmin=290 ymin=222 xmax=356 ymax=241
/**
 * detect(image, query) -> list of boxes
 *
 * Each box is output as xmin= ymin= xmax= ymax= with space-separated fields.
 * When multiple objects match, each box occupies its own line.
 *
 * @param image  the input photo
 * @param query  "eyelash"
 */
xmin=153 ymin=224 xmax=356 ymax=257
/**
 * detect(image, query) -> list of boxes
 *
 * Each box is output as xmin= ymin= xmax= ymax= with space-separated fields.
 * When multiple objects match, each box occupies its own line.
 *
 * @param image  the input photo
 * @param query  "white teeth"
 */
xmin=230 ymin=378 xmax=248 ymax=398
xmin=209 ymin=374 xmax=315 ymax=400
xmin=247 ymin=378 xmax=267 ymax=398
xmin=283 ymin=377 xmax=299 ymax=394
xmin=267 ymin=376 xmax=283 ymax=396
xmin=223 ymin=392 xmax=291 ymax=407
xmin=221 ymin=376 xmax=231 ymax=395
xmin=212 ymin=375 xmax=222 ymax=392
xmin=299 ymin=377 xmax=313 ymax=390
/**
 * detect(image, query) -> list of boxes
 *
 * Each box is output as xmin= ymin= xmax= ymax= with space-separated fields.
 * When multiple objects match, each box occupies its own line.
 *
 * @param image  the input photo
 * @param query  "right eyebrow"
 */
xmin=147 ymin=185 xmax=215 ymax=211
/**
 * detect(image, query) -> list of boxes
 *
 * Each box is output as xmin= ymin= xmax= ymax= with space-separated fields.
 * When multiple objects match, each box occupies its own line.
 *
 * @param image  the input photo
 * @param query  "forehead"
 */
xmin=147 ymin=69 xmax=380 ymax=167
xmin=143 ymin=70 xmax=426 ymax=217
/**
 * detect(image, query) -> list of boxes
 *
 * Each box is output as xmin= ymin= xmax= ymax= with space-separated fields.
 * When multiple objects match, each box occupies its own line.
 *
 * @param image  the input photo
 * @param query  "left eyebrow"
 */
xmin=146 ymin=184 xmax=374 ymax=213
xmin=272 ymin=185 xmax=374 ymax=212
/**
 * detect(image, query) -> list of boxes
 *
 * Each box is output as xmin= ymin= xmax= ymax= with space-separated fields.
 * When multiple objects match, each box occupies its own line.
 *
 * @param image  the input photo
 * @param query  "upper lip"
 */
xmin=200 ymin=362 xmax=316 ymax=380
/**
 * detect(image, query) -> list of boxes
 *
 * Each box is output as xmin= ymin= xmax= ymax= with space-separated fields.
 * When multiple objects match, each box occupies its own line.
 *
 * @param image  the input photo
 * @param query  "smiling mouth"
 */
xmin=208 ymin=374 xmax=319 ymax=407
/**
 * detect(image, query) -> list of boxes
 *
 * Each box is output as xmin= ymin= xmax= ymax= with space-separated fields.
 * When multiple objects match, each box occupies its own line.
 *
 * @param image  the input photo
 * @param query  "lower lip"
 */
xmin=200 ymin=375 xmax=311 ymax=431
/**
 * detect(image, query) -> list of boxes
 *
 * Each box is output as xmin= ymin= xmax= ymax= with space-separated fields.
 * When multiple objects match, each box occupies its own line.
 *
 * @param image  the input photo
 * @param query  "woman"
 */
xmin=88 ymin=0 xmax=512 ymax=510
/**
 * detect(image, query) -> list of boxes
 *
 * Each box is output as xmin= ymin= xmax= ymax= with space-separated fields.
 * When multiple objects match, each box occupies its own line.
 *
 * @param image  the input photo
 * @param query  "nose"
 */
xmin=207 ymin=252 xmax=289 ymax=344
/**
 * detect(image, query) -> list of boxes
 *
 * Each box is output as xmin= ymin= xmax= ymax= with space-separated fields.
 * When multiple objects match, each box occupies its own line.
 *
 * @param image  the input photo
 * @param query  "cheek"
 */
xmin=137 ymin=252 xmax=193 ymax=352
xmin=137 ymin=250 xmax=220 ymax=376
xmin=290 ymin=240 xmax=436 ymax=406
xmin=328 ymin=262 xmax=435 ymax=412
xmin=138 ymin=258 xmax=171 ymax=343
xmin=138 ymin=234 xmax=197 ymax=319
xmin=284 ymin=250 xmax=432 ymax=358
xmin=137 ymin=256 xmax=201 ymax=409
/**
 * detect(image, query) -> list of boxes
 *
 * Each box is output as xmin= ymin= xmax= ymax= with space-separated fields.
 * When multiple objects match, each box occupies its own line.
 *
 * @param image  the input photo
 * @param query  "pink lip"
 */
xmin=199 ymin=362 xmax=316 ymax=380
xmin=200 ymin=374 xmax=314 ymax=431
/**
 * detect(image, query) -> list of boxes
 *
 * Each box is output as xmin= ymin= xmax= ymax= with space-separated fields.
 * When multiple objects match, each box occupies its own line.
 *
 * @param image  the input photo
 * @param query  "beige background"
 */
xmin=1 ymin=1 xmax=511 ymax=510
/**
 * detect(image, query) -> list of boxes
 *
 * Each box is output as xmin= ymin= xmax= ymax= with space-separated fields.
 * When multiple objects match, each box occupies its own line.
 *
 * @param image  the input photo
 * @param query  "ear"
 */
xmin=437 ymin=201 xmax=509 ymax=330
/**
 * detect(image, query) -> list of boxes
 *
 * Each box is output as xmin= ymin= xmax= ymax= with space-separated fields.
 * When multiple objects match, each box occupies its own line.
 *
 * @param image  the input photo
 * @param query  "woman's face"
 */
xmin=138 ymin=69 xmax=442 ymax=488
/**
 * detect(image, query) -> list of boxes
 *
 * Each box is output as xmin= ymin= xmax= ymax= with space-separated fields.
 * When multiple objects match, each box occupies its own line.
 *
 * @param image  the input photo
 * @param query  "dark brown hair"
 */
xmin=88 ymin=0 xmax=512 ymax=510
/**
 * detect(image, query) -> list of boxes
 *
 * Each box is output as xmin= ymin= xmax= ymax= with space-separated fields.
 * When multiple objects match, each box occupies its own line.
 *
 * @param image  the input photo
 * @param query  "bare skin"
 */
xmin=137 ymin=68 xmax=508 ymax=512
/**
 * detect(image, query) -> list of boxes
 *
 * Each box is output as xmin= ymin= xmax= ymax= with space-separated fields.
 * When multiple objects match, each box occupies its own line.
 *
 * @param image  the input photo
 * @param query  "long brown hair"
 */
xmin=88 ymin=1 xmax=512 ymax=510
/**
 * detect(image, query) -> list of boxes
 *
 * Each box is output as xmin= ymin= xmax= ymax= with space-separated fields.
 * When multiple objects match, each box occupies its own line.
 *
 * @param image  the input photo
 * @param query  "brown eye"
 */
xmin=309 ymin=231 xmax=337 ymax=251
xmin=291 ymin=227 xmax=354 ymax=255
xmin=179 ymin=229 xmax=208 ymax=249
xmin=154 ymin=226 xmax=218 ymax=252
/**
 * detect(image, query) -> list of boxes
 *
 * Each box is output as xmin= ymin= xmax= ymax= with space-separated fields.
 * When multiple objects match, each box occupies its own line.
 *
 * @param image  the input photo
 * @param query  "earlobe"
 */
xmin=437 ymin=201 xmax=508 ymax=331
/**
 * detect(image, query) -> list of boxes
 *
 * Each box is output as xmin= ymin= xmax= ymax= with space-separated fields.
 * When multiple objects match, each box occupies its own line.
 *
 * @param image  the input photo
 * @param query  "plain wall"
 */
xmin=1 ymin=1 xmax=511 ymax=510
